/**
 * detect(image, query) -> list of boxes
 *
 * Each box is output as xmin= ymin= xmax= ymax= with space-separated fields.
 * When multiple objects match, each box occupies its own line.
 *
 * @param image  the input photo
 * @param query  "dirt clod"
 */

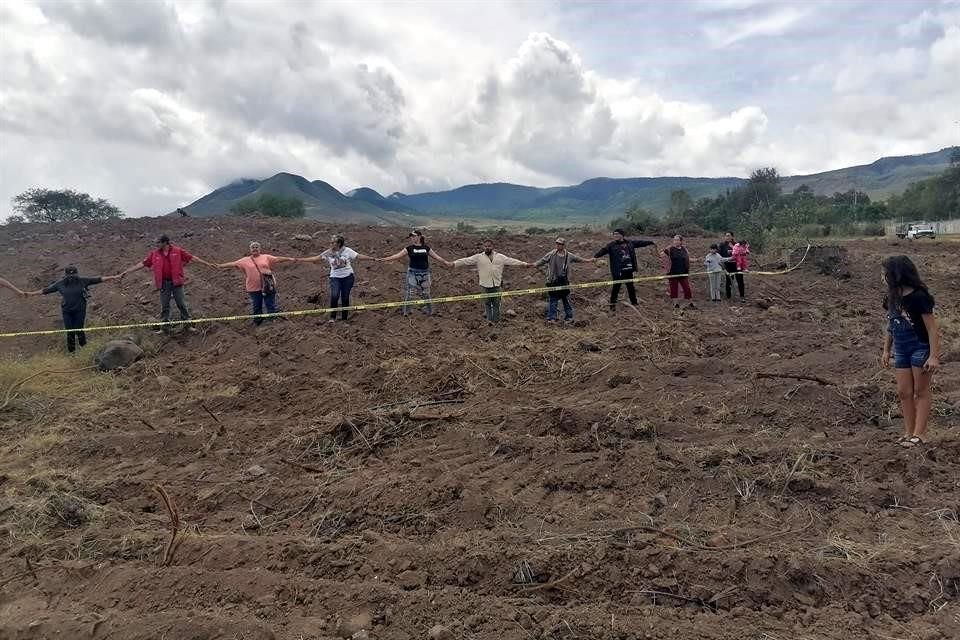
xmin=428 ymin=625 xmax=454 ymax=640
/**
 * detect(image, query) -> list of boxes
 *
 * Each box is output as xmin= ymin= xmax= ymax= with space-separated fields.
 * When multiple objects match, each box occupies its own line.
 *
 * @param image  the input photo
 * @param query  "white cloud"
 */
xmin=0 ymin=0 xmax=956 ymax=218
xmin=703 ymin=6 xmax=808 ymax=47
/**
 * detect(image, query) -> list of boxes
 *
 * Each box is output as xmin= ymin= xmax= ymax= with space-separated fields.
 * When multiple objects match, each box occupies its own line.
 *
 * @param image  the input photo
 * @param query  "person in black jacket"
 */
xmin=23 ymin=266 xmax=120 ymax=352
xmin=718 ymin=231 xmax=744 ymax=299
xmin=594 ymin=229 xmax=657 ymax=310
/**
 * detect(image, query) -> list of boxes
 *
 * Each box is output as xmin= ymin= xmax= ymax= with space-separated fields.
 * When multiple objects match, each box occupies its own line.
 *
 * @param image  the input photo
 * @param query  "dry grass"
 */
xmin=815 ymin=531 xmax=896 ymax=569
xmin=0 ymin=336 xmax=121 ymax=418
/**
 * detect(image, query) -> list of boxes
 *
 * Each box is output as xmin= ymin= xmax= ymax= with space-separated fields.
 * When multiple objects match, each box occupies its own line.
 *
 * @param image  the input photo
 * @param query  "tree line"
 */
xmin=610 ymin=148 xmax=960 ymax=248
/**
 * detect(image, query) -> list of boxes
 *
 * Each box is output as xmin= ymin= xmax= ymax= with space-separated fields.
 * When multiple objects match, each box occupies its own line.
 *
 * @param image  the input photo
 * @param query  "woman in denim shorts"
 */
xmin=881 ymin=256 xmax=941 ymax=447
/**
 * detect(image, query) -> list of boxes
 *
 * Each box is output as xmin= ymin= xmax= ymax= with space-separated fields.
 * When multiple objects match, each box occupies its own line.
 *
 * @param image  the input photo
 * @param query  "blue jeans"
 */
xmin=403 ymin=269 xmax=432 ymax=315
xmin=888 ymin=312 xmax=930 ymax=368
xmin=547 ymin=295 xmax=573 ymax=321
xmin=482 ymin=286 xmax=501 ymax=321
xmin=330 ymin=274 xmax=355 ymax=320
xmin=249 ymin=291 xmax=279 ymax=325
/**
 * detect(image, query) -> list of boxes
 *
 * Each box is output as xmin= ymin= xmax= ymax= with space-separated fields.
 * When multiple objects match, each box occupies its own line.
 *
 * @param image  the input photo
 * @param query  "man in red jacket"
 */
xmin=120 ymin=235 xmax=212 ymax=332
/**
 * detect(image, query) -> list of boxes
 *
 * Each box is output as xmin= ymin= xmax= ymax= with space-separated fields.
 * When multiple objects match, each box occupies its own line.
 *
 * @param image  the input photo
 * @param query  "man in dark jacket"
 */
xmin=718 ymin=231 xmax=744 ymax=299
xmin=594 ymin=229 xmax=657 ymax=310
xmin=23 ymin=266 xmax=119 ymax=352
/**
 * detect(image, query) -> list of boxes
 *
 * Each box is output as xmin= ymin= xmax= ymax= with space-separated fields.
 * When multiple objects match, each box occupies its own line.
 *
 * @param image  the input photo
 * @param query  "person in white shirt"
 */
xmin=453 ymin=239 xmax=531 ymax=322
xmin=299 ymin=234 xmax=377 ymax=322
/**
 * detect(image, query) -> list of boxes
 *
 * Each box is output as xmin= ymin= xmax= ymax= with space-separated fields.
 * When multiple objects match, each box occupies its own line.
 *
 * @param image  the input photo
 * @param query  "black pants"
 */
xmin=63 ymin=306 xmax=87 ymax=353
xmin=609 ymin=271 xmax=638 ymax=306
xmin=329 ymin=273 xmax=355 ymax=320
xmin=724 ymin=263 xmax=744 ymax=298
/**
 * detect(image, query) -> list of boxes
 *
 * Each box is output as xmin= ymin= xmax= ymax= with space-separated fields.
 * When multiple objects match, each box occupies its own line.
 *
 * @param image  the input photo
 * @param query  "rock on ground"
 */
xmin=95 ymin=338 xmax=145 ymax=371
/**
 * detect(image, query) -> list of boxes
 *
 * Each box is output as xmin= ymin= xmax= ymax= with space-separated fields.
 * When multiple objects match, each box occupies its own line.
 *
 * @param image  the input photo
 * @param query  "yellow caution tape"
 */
xmin=0 ymin=245 xmax=810 ymax=338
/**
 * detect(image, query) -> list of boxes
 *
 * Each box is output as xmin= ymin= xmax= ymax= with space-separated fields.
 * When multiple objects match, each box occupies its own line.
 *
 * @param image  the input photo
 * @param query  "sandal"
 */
xmin=896 ymin=435 xmax=911 ymax=445
xmin=900 ymin=436 xmax=927 ymax=448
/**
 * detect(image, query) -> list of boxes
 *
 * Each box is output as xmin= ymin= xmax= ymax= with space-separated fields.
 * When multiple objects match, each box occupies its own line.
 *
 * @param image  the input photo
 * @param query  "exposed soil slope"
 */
xmin=1 ymin=218 xmax=958 ymax=640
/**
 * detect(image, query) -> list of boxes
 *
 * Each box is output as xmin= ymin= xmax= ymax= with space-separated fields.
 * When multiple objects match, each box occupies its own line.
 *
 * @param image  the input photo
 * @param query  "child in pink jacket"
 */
xmin=732 ymin=241 xmax=751 ymax=272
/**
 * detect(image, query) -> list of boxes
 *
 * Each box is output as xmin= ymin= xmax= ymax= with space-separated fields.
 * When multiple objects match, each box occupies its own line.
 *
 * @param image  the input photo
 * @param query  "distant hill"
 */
xmin=346 ymin=187 xmax=418 ymax=214
xmin=183 ymin=173 xmax=422 ymax=225
xmin=781 ymin=147 xmax=956 ymax=198
xmin=181 ymin=147 xmax=955 ymax=224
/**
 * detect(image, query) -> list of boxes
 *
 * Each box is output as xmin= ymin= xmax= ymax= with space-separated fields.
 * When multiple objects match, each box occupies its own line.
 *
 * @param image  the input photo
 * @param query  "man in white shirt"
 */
xmin=453 ymin=239 xmax=531 ymax=322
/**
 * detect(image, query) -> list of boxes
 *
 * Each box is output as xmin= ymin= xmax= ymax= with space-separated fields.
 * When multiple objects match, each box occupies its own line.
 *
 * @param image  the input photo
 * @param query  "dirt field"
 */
xmin=0 ymin=217 xmax=958 ymax=640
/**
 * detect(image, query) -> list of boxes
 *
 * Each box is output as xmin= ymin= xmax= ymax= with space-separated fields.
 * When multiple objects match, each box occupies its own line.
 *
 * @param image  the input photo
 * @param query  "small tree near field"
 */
xmin=12 ymin=188 xmax=123 ymax=223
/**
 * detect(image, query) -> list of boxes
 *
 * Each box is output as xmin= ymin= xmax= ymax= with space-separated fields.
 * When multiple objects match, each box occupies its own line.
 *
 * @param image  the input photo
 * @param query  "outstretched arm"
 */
xmin=355 ymin=252 xmax=377 ymax=261
xmin=0 ymin=277 xmax=25 ymax=296
xmin=118 ymin=262 xmax=146 ymax=278
xmin=190 ymin=256 xmax=215 ymax=267
xmin=501 ymin=255 xmax=530 ymax=267
xmin=428 ymin=249 xmax=452 ymax=266
xmin=381 ymin=249 xmax=408 ymax=262
xmin=296 ymin=253 xmax=327 ymax=264
xmin=453 ymin=254 xmax=480 ymax=268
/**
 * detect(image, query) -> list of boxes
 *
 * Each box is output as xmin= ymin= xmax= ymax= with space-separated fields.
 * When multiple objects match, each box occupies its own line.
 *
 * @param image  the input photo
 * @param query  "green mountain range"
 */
xmin=180 ymin=147 xmax=956 ymax=224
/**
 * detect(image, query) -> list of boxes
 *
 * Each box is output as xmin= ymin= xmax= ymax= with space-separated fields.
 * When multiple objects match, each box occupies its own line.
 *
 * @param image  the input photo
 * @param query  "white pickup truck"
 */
xmin=896 ymin=223 xmax=936 ymax=240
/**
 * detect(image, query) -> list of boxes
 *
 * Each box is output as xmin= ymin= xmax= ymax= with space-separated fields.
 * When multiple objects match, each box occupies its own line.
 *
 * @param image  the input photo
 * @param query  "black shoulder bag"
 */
xmin=250 ymin=256 xmax=277 ymax=295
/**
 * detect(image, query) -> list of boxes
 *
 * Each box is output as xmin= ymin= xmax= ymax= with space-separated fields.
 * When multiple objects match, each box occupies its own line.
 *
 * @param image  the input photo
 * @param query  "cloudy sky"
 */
xmin=0 ymin=0 xmax=958 ymax=217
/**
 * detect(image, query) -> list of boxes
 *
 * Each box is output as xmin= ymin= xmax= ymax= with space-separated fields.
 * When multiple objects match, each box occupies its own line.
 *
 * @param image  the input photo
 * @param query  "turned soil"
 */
xmin=0 ymin=217 xmax=958 ymax=640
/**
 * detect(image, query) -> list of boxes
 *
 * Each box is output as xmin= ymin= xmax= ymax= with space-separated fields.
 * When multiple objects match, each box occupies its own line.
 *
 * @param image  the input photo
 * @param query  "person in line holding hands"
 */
xmin=118 ymin=234 xmax=214 ymax=333
xmin=663 ymin=235 xmax=694 ymax=309
xmin=213 ymin=241 xmax=299 ymax=325
xmin=298 ymin=234 xmax=378 ymax=322
xmin=704 ymin=244 xmax=732 ymax=302
xmin=453 ymin=239 xmax=531 ymax=322
xmin=21 ymin=265 xmax=121 ymax=353
xmin=533 ymin=237 xmax=596 ymax=323
xmin=594 ymin=229 xmax=657 ymax=311
xmin=380 ymin=230 xmax=451 ymax=316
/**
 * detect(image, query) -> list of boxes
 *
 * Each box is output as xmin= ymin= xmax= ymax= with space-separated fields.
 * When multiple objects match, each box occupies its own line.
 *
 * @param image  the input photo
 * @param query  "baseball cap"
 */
xmin=555 ymin=237 xmax=566 ymax=244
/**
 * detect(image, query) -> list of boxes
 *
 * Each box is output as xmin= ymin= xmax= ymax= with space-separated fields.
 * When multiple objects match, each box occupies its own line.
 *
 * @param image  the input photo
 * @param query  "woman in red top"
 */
xmin=214 ymin=241 xmax=299 ymax=325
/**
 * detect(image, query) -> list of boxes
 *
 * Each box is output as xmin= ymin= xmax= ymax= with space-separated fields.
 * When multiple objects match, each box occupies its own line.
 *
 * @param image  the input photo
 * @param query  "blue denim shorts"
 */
xmin=894 ymin=341 xmax=930 ymax=369
xmin=889 ymin=313 xmax=930 ymax=369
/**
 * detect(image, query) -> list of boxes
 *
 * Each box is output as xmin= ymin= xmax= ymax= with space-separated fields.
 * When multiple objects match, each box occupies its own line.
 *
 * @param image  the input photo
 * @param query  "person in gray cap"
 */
xmin=534 ymin=238 xmax=596 ymax=322
xmin=22 ymin=265 xmax=120 ymax=352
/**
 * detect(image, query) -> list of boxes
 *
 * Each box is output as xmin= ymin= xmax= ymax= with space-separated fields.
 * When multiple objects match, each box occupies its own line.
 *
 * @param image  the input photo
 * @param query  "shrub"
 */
xmin=230 ymin=194 xmax=305 ymax=218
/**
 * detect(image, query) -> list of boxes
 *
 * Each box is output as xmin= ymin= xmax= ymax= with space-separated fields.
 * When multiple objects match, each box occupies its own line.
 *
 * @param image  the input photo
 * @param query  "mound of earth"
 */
xmin=0 ymin=218 xmax=958 ymax=639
